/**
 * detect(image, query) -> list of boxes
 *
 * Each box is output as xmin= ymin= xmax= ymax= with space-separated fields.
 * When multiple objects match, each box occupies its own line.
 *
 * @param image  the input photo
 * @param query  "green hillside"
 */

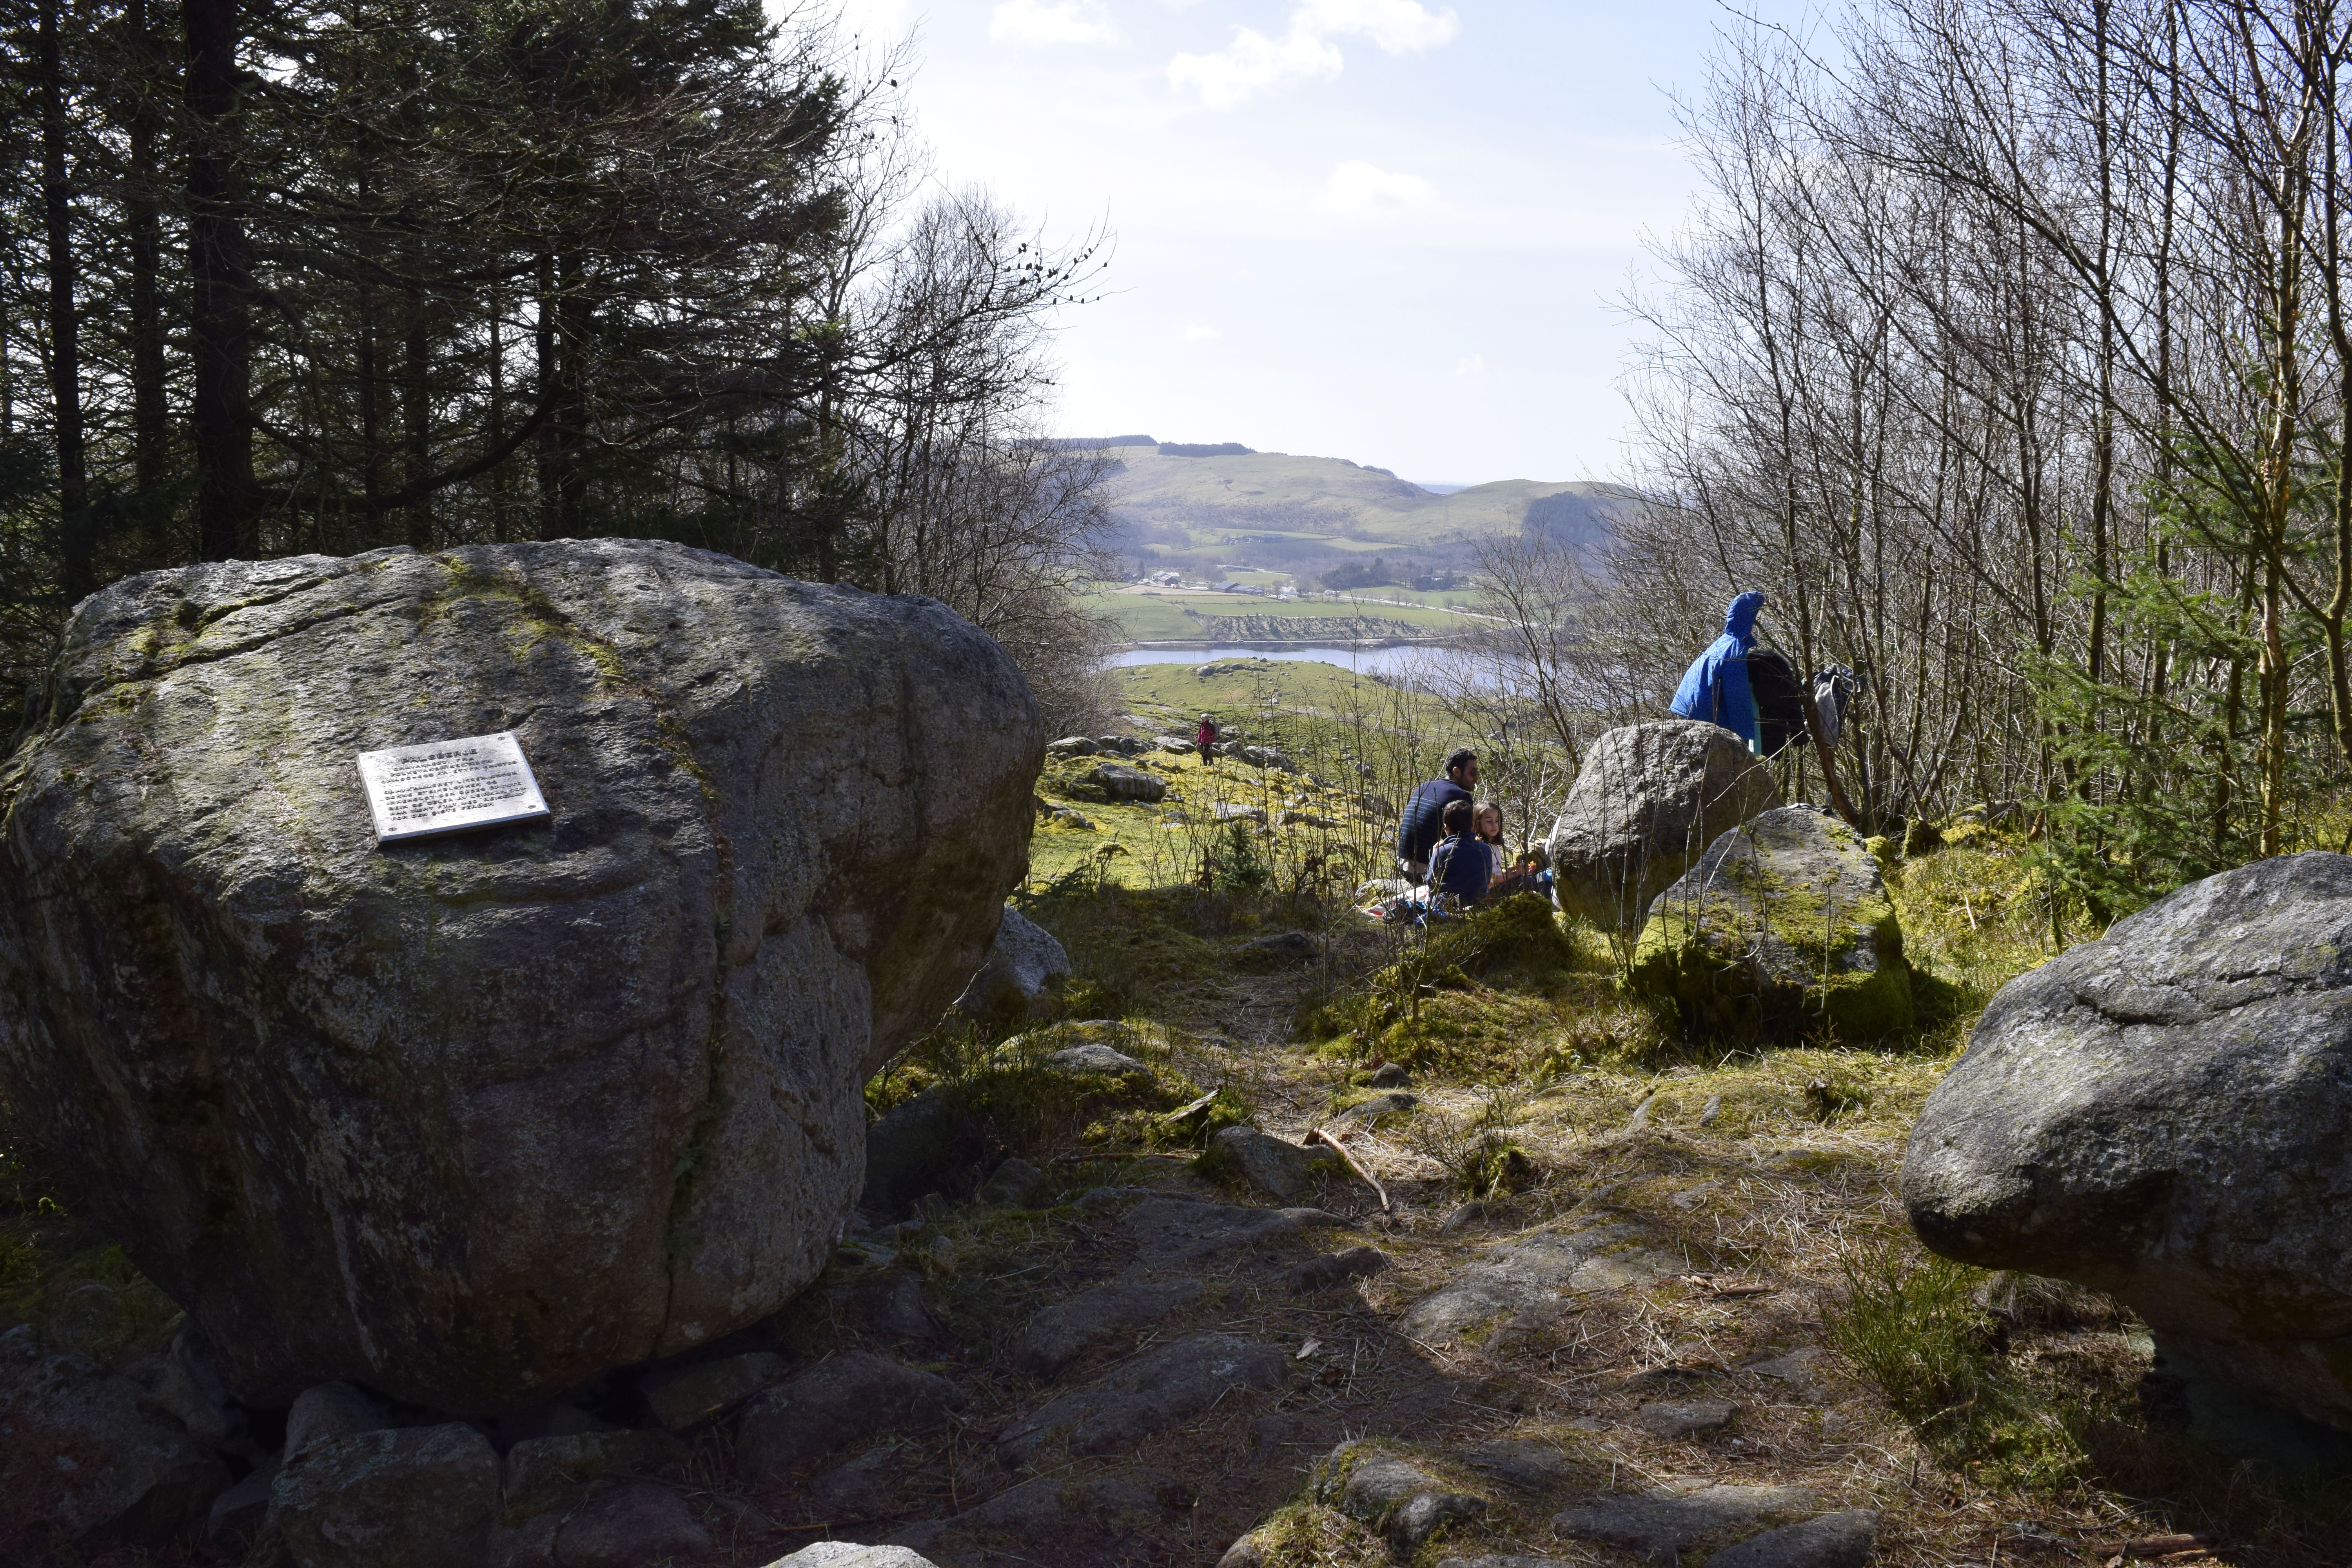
xmin=1096 ymin=441 xmax=1637 ymax=548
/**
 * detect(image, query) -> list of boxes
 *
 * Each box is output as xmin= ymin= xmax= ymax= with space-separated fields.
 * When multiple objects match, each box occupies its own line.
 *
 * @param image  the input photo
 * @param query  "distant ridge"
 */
xmin=1037 ymin=434 xmax=1158 ymax=450
xmin=1156 ymin=442 xmax=1254 ymax=458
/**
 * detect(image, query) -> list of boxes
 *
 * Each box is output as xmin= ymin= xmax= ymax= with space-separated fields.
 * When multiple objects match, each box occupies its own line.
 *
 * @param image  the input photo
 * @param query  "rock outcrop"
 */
xmin=1627 ymin=806 xmax=1913 ymax=1038
xmin=1546 ymin=721 xmax=1778 ymax=929
xmin=0 ymin=541 xmax=1042 ymax=1414
xmin=1904 ymin=851 xmax=2352 ymax=1430
xmin=0 ymin=1325 xmax=228 ymax=1548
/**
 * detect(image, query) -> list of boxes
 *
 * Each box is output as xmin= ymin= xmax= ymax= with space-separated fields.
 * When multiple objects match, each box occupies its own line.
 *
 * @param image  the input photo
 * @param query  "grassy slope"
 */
xmin=1083 ymin=589 xmax=1483 ymax=641
xmin=1105 ymin=445 xmax=1637 ymax=545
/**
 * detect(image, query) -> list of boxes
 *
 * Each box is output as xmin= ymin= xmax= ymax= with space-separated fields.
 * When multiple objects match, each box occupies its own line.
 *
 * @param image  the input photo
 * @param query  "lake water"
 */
xmin=1104 ymin=644 xmax=1458 ymax=679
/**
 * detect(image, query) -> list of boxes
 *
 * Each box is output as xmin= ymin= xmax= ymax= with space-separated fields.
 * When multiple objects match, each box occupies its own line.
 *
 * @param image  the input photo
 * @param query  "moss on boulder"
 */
xmin=1627 ymin=806 xmax=1913 ymax=1040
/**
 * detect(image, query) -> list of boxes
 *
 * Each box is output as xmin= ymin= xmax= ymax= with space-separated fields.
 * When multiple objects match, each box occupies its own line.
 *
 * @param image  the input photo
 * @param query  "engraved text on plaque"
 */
xmin=355 ymin=731 xmax=551 ymax=845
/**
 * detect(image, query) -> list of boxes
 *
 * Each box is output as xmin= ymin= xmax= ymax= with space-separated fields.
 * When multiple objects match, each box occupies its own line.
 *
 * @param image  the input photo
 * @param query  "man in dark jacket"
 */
xmin=1396 ymin=748 xmax=1478 ymax=879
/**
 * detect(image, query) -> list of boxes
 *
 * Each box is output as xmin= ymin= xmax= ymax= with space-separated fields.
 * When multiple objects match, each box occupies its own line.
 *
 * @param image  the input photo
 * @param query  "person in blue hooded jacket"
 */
xmin=1670 ymin=591 xmax=1764 ymax=748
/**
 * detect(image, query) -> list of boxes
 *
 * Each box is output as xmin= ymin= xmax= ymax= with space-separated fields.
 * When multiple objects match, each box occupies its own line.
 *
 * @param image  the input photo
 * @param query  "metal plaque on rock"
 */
xmin=355 ymin=731 xmax=551 ymax=845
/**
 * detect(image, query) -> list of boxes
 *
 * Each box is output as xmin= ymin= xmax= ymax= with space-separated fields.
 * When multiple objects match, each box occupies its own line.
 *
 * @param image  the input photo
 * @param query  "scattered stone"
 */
xmin=1629 ymin=806 xmax=1914 ymax=1038
xmin=1286 ymin=1246 xmax=1390 ymax=1294
xmin=1211 ymin=801 xmax=1269 ymax=823
xmin=501 ymin=1430 xmax=682 ymax=1520
xmin=898 ymin=1470 xmax=1185 ymax=1560
xmin=1319 ymin=1444 xmax=1488 ymax=1558
xmin=1633 ymin=1399 xmax=1737 ymax=1439
xmin=263 ymin=1423 xmax=500 ymax=1568
xmin=1235 ymin=745 xmax=1297 ymax=772
xmin=1707 ymin=1509 xmax=1880 ymax=1568
xmin=1048 ymin=736 xmax=1101 ymax=756
xmin=771 ymin=1545 xmax=945 ymax=1568
xmin=1455 ymin=1439 xmax=1574 ymax=1493
xmin=1117 ymin=1196 xmax=1345 ymax=1269
xmin=1042 ymin=1039 xmax=1152 ymax=1078
xmin=735 ymin=1352 xmax=964 ymax=1481
xmin=996 ymin=1334 xmax=1289 ymax=1467
xmin=1399 ymin=1218 xmax=1679 ymax=1344
xmin=1902 ymin=851 xmax=2352 ymax=1428
xmin=1337 ymin=1090 xmax=1418 ymax=1123
xmin=205 ymin=1459 xmax=278 ymax=1546
xmin=1546 ymin=719 xmax=1779 ymax=929
xmin=1551 ymin=1482 xmax=1817 ymax=1563
xmin=509 ymin=1481 xmax=710 ymax=1568
xmin=0 ymin=1326 xmax=230 ymax=1545
xmin=1700 ymin=1094 xmax=1724 ymax=1126
xmin=0 ymin=541 xmax=1041 ymax=1413
xmin=1741 ymin=1348 xmax=1822 ymax=1387
xmin=976 ymin=1156 xmax=1052 ymax=1208
xmin=1209 ymin=1126 xmax=1329 ymax=1201
xmin=808 ymin=1446 xmax=901 ymax=1516
xmin=1441 ymin=1201 xmax=1488 ymax=1231
xmin=1369 ymin=1062 xmax=1412 ymax=1088
xmin=861 ymin=1087 xmax=993 ymax=1218
xmin=283 ymin=1379 xmax=394 ymax=1461
xmin=639 ymin=1350 xmax=786 ymax=1430
xmin=1073 ymin=761 xmax=1169 ymax=803
xmin=807 ymin=1269 xmax=949 ymax=1343
xmin=1218 ymin=1532 xmax=1274 ymax=1568
xmin=951 ymin=907 xmax=1071 ymax=1024
xmin=1050 ymin=807 xmax=1098 ymax=830
xmin=1014 ymin=1279 xmax=1203 ymax=1378
xmin=146 ymin=1322 xmax=247 ymax=1452
xmin=1232 ymin=930 xmax=1320 ymax=970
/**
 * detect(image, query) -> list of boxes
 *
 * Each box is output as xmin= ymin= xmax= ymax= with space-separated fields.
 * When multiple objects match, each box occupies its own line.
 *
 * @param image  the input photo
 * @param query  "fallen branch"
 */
xmin=2091 ymin=1537 xmax=2213 ymax=1561
xmin=1304 ymin=1125 xmax=1390 ymax=1213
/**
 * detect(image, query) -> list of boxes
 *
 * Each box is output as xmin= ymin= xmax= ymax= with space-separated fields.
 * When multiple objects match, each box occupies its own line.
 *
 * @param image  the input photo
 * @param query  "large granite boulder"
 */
xmin=1627 ymin=806 xmax=1912 ymax=1038
xmin=1546 ymin=720 xmax=1777 ymax=929
xmin=0 ymin=541 xmax=1042 ymax=1414
xmin=1904 ymin=852 xmax=2352 ymax=1430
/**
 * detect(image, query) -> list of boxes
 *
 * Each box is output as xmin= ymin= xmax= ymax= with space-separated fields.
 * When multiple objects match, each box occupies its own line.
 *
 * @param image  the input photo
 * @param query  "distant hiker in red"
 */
xmin=1196 ymin=713 xmax=1219 ymax=766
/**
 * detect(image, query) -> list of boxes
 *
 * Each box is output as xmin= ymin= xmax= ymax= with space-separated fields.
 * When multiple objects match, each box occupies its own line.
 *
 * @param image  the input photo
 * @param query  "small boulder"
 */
xmin=772 ymin=1546 xmax=946 ymax=1568
xmin=0 ymin=1326 xmax=228 ymax=1545
xmin=506 ymin=1481 xmax=710 ymax=1568
xmin=1399 ymin=1217 xmax=1679 ymax=1345
xmin=1707 ymin=1509 xmax=1879 ymax=1568
xmin=1042 ymin=1040 xmax=1152 ymax=1078
xmin=950 ymin=907 xmax=1071 ymax=1024
xmin=1336 ymin=1090 xmax=1418 ymax=1125
xmin=1628 ymin=806 xmax=1913 ymax=1038
xmin=205 ymin=1459 xmax=278 ymax=1546
xmin=283 ymin=1380 xmax=393 ymax=1460
xmin=1232 ymin=931 xmax=1320 ymax=971
xmin=1047 ymin=736 xmax=1101 ymax=756
xmin=501 ymin=1429 xmax=682 ymax=1520
xmin=1551 ymin=1482 xmax=1817 ymax=1563
xmin=1632 ymin=1399 xmax=1736 ymax=1439
xmin=263 ymin=1423 xmax=499 ymax=1568
xmin=637 ymin=1350 xmax=786 ymax=1430
xmin=1117 ymin=1197 xmax=1344 ymax=1270
xmin=1210 ymin=802 xmax=1267 ymax=823
xmin=735 ymin=1352 xmax=964 ymax=1481
xmin=1207 ymin=1126 xmax=1328 ymax=1202
xmin=1904 ymin=851 xmax=2352 ymax=1429
xmin=1075 ymin=761 xmax=1169 ymax=803
xmin=145 ymin=1322 xmax=248 ymax=1453
xmin=1014 ymin=1280 xmax=1204 ymax=1378
xmin=1318 ymin=1443 xmax=1488 ymax=1558
xmin=995 ymin=1334 xmax=1289 ymax=1467
xmin=1287 ymin=1246 xmax=1390 ymax=1294
xmin=976 ymin=1156 xmax=1052 ymax=1208
xmin=1546 ymin=720 xmax=1778 ymax=929
xmin=1368 ymin=1062 xmax=1411 ymax=1088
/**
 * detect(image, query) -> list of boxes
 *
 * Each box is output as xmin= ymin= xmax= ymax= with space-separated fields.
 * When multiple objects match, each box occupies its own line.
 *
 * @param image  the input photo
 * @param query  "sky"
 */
xmin=821 ymin=0 xmax=1799 ymax=487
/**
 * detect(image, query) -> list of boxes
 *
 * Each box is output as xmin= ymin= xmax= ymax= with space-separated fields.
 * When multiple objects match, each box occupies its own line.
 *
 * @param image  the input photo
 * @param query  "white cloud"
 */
xmin=991 ymin=0 xmax=1119 ymax=44
xmin=1301 ymin=0 xmax=1459 ymax=53
xmin=1169 ymin=0 xmax=1456 ymax=107
xmin=1185 ymin=323 xmax=1223 ymax=340
xmin=1324 ymin=160 xmax=1436 ymax=213
xmin=1454 ymin=353 xmax=1487 ymax=376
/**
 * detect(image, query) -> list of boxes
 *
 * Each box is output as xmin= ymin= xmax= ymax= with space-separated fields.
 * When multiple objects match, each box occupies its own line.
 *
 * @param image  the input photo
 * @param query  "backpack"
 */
xmin=1745 ymin=648 xmax=1809 ymax=758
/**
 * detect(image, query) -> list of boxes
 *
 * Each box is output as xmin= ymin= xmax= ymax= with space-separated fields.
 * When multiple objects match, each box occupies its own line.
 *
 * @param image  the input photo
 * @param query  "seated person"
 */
xmin=1426 ymin=798 xmax=1492 ymax=909
xmin=1396 ymin=748 xmax=1478 ymax=879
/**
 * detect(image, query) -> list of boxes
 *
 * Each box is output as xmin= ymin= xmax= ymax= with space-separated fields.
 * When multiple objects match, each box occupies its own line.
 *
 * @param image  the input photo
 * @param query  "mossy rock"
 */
xmin=1626 ymin=806 xmax=1914 ymax=1040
